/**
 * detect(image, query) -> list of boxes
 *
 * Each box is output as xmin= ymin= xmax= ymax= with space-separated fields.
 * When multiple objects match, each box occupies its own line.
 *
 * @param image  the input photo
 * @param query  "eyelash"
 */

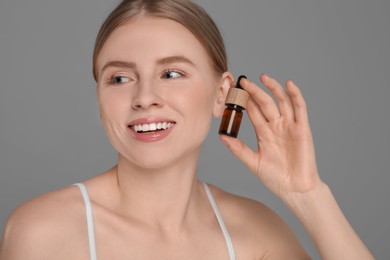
xmin=104 ymin=69 xmax=185 ymax=86
xmin=161 ymin=69 xmax=185 ymax=80
xmin=105 ymin=75 xmax=131 ymax=86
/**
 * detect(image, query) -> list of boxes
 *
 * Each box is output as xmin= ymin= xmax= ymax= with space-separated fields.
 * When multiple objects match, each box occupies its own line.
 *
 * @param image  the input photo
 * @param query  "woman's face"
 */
xmin=96 ymin=16 xmax=228 ymax=169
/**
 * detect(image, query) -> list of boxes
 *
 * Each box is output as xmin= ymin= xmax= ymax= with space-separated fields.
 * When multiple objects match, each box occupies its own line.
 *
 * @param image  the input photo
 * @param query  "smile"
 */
xmin=130 ymin=121 xmax=176 ymax=133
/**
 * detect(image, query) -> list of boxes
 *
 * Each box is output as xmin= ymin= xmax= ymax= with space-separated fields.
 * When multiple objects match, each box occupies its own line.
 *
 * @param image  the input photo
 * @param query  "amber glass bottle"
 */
xmin=218 ymin=75 xmax=249 ymax=138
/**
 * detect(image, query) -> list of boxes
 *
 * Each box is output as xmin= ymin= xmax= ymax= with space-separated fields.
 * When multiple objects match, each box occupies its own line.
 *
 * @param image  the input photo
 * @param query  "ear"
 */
xmin=213 ymin=71 xmax=234 ymax=118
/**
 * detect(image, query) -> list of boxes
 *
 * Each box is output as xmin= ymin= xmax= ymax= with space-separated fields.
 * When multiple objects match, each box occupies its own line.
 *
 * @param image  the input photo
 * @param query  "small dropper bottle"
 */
xmin=218 ymin=75 xmax=249 ymax=138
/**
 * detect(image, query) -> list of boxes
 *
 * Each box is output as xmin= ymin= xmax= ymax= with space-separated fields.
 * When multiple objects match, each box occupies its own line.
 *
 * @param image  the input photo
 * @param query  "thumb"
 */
xmin=219 ymin=135 xmax=257 ymax=172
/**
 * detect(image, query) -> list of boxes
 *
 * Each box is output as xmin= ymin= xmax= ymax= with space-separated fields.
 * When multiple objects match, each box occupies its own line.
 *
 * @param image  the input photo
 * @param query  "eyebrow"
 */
xmin=100 ymin=55 xmax=196 ymax=75
xmin=156 ymin=55 xmax=196 ymax=67
xmin=101 ymin=60 xmax=136 ymax=74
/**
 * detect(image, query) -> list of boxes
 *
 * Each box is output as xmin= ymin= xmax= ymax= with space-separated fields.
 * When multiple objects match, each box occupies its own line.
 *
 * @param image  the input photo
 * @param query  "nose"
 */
xmin=131 ymin=79 xmax=164 ymax=110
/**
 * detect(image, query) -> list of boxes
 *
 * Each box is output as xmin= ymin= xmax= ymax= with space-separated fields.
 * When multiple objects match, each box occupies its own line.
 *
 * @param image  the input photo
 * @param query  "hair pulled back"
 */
xmin=92 ymin=0 xmax=227 ymax=81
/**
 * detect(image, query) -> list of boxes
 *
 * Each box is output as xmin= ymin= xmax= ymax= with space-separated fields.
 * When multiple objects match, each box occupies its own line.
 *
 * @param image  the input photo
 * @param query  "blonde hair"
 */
xmin=92 ymin=0 xmax=227 ymax=81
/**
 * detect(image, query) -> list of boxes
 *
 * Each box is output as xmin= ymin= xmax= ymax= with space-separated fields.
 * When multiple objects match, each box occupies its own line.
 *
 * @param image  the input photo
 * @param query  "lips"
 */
xmin=127 ymin=118 xmax=176 ymax=142
xmin=130 ymin=121 xmax=175 ymax=133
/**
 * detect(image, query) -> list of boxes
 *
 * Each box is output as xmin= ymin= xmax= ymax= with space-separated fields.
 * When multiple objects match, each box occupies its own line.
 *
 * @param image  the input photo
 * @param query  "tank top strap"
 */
xmin=73 ymin=183 xmax=97 ymax=260
xmin=73 ymin=182 xmax=235 ymax=260
xmin=203 ymin=182 xmax=236 ymax=260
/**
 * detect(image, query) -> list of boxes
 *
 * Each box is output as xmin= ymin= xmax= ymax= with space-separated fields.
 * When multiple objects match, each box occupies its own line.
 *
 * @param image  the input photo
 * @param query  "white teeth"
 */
xmin=149 ymin=123 xmax=157 ymax=131
xmin=131 ymin=122 xmax=175 ymax=133
xmin=142 ymin=124 xmax=149 ymax=132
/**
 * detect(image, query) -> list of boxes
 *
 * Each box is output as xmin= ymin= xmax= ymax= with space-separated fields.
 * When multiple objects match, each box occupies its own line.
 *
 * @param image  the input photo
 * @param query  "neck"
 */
xmin=109 ymin=150 xmax=204 ymax=232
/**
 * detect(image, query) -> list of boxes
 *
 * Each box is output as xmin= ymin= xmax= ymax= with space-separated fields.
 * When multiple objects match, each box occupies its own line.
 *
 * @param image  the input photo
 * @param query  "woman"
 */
xmin=1 ymin=0 xmax=373 ymax=259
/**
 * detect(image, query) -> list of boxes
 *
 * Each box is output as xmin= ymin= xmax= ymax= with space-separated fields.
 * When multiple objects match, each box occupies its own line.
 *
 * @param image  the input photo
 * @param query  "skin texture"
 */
xmin=0 ymin=15 xmax=372 ymax=260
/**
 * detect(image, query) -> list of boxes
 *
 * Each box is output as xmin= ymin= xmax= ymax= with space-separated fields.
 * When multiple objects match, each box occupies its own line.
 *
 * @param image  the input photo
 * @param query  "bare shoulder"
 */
xmin=207 ymin=183 xmax=310 ymax=259
xmin=0 ymin=184 xmax=87 ymax=259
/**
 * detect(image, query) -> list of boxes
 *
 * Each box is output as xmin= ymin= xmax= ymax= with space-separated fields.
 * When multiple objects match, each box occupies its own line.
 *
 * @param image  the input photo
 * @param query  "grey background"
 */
xmin=0 ymin=0 xmax=389 ymax=258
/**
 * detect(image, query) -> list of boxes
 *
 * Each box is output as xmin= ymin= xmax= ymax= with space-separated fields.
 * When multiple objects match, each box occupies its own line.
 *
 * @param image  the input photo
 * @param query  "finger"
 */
xmin=219 ymin=135 xmax=258 ymax=173
xmin=286 ymin=80 xmax=309 ymax=124
xmin=240 ymin=78 xmax=281 ymax=122
xmin=229 ymin=79 xmax=268 ymax=138
xmin=260 ymin=74 xmax=295 ymax=121
xmin=246 ymin=97 xmax=267 ymax=125
xmin=246 ymin=97 xmax=268 ymax=138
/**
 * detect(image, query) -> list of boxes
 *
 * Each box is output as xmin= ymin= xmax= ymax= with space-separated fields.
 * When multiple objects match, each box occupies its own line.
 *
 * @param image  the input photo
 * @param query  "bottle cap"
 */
xmin=225 ymin=75 xmax=249 ymax=109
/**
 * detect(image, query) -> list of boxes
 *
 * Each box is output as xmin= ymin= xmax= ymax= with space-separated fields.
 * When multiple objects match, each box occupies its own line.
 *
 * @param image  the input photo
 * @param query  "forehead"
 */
xmin=96 ymin=16 xmax=211 ymax=71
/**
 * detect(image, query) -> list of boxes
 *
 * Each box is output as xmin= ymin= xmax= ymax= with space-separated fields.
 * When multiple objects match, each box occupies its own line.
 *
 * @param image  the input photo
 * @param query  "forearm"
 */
xmin=282 ymin=182 xmax=374 ymax=260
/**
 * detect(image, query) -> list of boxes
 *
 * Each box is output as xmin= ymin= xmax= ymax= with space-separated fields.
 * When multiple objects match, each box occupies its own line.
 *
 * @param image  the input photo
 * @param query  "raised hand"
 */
xmin=220 ymin=74 xmax=322 ymax=198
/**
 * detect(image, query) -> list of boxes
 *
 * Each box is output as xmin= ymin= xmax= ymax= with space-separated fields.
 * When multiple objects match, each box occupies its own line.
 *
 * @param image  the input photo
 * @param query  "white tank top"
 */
xmin=73 ymin=182 xmax=236 ymax=260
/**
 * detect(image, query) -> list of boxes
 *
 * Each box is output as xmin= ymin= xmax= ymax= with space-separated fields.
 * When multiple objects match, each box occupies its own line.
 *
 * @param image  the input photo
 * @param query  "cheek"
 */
xmin=97 ymin=91 xmax=131 ymax=149
xmin=179 ymin=86 xmax=215 ymax=115
xmin=98 ymin=90 xmax=130 ymax=122
xmin=176 ymin=85 xmax=217 ymax=135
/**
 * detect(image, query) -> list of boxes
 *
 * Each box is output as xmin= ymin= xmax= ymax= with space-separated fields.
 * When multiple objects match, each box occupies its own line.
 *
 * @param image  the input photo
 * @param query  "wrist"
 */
xmin=279 ymin=176 xmax=326 ymax=205
xmin=280 ymin=181 xmax=331 ymax=229
xmin=280 ymin=182 xmax=374 ymax=259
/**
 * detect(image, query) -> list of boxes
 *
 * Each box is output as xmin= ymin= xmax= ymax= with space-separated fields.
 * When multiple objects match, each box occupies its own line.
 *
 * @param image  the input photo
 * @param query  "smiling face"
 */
xmin=96 ymin=16 xmax=229 ymax=169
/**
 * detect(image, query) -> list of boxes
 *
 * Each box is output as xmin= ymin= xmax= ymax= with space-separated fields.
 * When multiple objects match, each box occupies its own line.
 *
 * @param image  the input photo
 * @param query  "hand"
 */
xmin=220 ymin=74 xmax=322 ymax=197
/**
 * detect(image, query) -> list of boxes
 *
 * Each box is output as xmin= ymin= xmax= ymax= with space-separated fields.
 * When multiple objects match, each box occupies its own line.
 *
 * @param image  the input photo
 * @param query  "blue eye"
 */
xmin=111 ymin=75 xmax=130 ymax=84
xmin=162 ymin=70 xmax=182 ymax=79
